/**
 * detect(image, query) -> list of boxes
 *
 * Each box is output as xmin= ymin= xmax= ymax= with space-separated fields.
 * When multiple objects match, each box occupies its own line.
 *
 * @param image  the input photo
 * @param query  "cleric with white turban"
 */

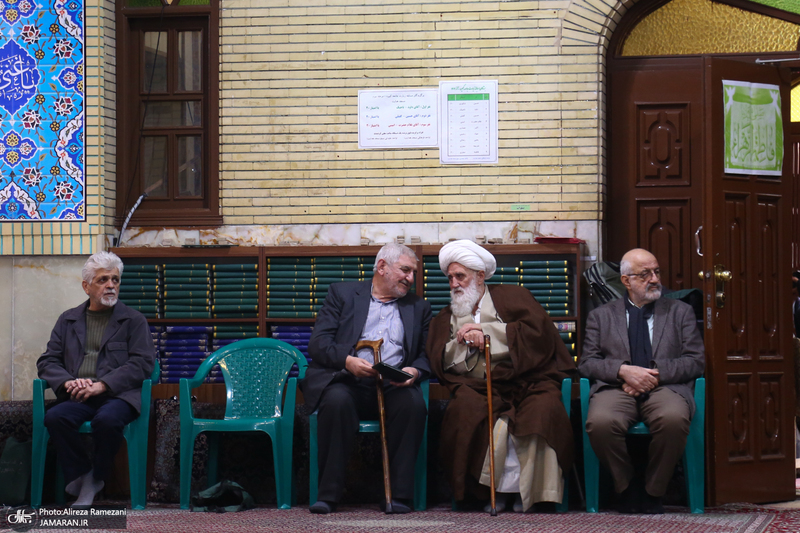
xmin=439 ymin=240 xmax=497 ymax=279
xmin=428 ymin=238 xmax=575 ymax=513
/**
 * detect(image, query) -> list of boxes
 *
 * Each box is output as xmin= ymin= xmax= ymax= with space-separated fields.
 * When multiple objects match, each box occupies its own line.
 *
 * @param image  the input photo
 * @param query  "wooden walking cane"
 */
xmin=484 ymin=334 xmax=497 ymax=516
xmin=356 ymin=338 xmax=393 ymax=514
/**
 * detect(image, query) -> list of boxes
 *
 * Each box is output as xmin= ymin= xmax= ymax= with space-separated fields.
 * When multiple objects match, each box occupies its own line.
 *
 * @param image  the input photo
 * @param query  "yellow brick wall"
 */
xmin=2 ymin=0 xmax=620 ymax=254
xmin=218 ymin=0 xmax=605 ymax=225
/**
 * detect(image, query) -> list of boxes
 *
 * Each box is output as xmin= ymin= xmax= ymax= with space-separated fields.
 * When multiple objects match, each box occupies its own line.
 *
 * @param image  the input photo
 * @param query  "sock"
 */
xmin=72 ymin=470 xmax=104 ymax=508
xmin=65 ymin=476 xmax=83 ymax=497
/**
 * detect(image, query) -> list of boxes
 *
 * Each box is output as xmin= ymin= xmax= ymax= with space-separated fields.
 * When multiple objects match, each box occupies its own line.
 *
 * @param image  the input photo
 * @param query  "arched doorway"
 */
xmin=606 ymin=0 xmax=800 ymax=504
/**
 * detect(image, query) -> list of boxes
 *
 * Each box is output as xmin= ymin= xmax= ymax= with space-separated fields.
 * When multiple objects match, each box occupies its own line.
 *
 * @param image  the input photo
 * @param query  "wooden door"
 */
xmin=702 ymin=57 xmax=795 ymax=504
xmin=607 ymin=57 xmax=705 ymax=292
xmin=608 ymin=55 xmax=796 ymax=504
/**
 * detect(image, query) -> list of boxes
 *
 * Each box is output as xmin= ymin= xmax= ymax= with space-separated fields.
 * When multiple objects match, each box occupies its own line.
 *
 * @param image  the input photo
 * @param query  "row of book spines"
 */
xmin=424 ymin=289 xmax=574 ymax=298
xmin=124 ymin=287 xmax=333 ymax=297
xmin=128 ymin=298 xmax=261 ymax=305
xmin=125 ymin=297 xmax=338 ymax=305
xmin=153 ymin=333 xmax=259 ymax=340
xmin=266 ymin=265 xmax=370 ymax=272
xmin=126 ymin=279 xmax=351 ymax=286
xmin=131 ymin=272 xmax=362 ymax=282
xmin=134 ymin=303 xmax=330 ymax=310
xmin=134 ymin=260 xmax=376 ymax=272
xmin=158 ymin=264 xmax=257 ymax=271
xmin=424 ymin=274 xmax=572 ymax=282
xmin=424 ymin=307 xmax=572 ymax=318
xmin=126 ymin=275 xmax=260 ymax=282
xmin=127 ymin=264 xmax=257 ymax=272
xmin=160 ymin=312 xmax=257 ymax=318
xmin=160 ymin=377 xmax=225 ymax=384
xmin=423 ymin=259 xmax=570 ymax=267
xmin=135 ymin=305 xmax=261 ymax=311
xmin=423 ymin=269 xmax=571 ymax=277
xmin=151 ymin=325 xmax=259 ymax=332
xmin=150 ymin=324 xmax=314 ymax=332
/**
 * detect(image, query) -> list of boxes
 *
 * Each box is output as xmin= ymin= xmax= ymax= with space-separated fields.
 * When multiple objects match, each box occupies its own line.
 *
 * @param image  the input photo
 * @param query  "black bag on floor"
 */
xmin=0 ymin=437 xmax=31 ymax=506
xmin=191 ymin=480 xmax=255 ymax=513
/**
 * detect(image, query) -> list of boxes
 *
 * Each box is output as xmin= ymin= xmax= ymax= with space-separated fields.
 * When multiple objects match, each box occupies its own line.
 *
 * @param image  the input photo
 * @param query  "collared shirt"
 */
xmin=357 ymin=287 xmax=404 ymax=367
xmin=625 ymin=297 xmax=654 ymax=343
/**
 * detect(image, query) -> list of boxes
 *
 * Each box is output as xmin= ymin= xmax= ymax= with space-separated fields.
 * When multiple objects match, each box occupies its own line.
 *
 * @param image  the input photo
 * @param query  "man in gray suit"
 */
xmin=578 ymin=248 xmax=704 ymax=514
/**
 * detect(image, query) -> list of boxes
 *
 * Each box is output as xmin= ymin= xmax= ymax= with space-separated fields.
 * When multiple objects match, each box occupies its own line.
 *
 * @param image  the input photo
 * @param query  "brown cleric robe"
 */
xmin=428 ymin=284 xmax=576 ymax=501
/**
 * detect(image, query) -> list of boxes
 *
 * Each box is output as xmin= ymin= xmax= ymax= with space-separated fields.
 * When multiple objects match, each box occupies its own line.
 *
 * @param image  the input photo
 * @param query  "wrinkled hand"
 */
xmin=69 ymin=380 xmax=107 ymax=402
xmin=391 ymin=367 xmax=419 ymax=387
xmin=618 ymin=365 xmax=659 ymax=394
xmin=345 ymin=355 xmax=379 ymax=378
xmin=456 ymin=323 xmax=484 ymax=349
xmin=622 ymin=382 xmax=640 ymax=397
xmin=64 ymin=378 xmax=93 ymax=397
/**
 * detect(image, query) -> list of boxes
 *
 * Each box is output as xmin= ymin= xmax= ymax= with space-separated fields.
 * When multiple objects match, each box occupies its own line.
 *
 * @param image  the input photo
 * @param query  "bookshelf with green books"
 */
xmin=112 ymin=242 xmax=587 ymax=393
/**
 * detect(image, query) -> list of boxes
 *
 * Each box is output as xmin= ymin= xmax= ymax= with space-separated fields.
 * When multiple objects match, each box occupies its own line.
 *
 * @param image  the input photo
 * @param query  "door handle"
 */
xmin=714 ymin=264 xmax=732 ymax=307
xmin=695 ymin=226 xmax=703 ymax=257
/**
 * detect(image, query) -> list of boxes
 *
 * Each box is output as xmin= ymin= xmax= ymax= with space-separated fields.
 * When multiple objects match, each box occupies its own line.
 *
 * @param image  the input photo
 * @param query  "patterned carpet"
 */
xmin=14 ymin=503 xmax=800 ymax=533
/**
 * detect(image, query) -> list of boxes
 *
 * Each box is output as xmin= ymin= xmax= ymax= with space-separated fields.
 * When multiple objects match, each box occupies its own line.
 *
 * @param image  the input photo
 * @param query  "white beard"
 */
xmin=451 ymin=281 xmax=482 ymax=318
xmin=100 ymin=294 xmax=118 ymax=307
xmin=642 ymin=283 xmax=662 ymax=303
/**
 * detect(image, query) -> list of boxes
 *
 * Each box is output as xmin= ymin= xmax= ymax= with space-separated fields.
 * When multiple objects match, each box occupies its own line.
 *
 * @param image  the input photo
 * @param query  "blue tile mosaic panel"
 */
xmin=0 ymin=0 xmax=84 ymax=221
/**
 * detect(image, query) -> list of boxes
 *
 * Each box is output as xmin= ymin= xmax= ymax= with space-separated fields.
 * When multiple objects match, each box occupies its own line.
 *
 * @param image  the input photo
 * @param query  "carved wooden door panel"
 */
xmin=702 ymin=57 xmax=795 ymax=504
xmin=607 ymin=57 xmax=705 ymax=292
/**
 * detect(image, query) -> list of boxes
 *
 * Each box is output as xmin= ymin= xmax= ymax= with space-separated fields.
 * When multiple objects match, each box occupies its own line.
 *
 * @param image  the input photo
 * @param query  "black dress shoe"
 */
xmin=530 ymin=501 xmax=558 ymax=514
xmin=640 ymin=492 xmax=664 ymax=514
xmin=309 ymin=500 xmax=337 ymax=514
xmin=379 ymin=499 xmax=412 ymax=514
xmin=616 ymin=482 xmax=640 ymax=514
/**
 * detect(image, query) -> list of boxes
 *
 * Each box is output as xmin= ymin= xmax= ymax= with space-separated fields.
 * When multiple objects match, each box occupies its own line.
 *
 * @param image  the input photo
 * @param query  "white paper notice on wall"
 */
xmin=357 ymin=89 xmax=439 ymax=149
xmin=439 ymin=80 xmax=499 ymax=165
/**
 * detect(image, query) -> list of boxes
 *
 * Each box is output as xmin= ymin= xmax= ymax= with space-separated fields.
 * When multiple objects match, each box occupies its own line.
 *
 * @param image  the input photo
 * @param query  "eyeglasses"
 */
xmin=628 ymin=269 xmax=661 ymax=282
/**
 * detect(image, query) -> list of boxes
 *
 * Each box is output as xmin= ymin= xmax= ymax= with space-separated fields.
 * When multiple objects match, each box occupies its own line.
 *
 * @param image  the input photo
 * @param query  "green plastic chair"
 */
xmin=31 ymin=360 xmax=160 ymax=510
xmin=580 ymin=377 xmax=705 ymax=513
xmin=309 ymin=380 xmax=429 ymax=511
xmin=179 ymin=338 xmax=307 ymax=510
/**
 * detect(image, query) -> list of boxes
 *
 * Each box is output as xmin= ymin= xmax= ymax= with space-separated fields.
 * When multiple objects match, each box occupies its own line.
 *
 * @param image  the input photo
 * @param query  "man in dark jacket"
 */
xmin=37 ymin=251 xmax=155 ymax=508
xmin=301 ymin=243 xmax=431 ymax=515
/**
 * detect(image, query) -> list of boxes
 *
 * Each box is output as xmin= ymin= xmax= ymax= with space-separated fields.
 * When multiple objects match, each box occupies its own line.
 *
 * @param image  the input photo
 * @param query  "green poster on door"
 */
xmin=723 ymin=80 xmax=783 ymax=176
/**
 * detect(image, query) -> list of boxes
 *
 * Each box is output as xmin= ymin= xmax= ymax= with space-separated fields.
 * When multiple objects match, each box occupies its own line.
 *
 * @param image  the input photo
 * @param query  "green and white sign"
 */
xmin=723 ymin=80 xmax=783 ymax=176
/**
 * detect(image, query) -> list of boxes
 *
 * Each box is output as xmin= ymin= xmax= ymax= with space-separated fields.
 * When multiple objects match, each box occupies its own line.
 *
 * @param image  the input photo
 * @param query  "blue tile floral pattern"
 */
xmin=0 ymin=0 xmax=84 ymax=221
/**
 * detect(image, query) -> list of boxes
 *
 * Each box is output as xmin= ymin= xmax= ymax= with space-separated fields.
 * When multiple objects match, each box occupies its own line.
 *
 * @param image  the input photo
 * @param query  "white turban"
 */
xmin=439 ymin=240 xmax=497 ymax=279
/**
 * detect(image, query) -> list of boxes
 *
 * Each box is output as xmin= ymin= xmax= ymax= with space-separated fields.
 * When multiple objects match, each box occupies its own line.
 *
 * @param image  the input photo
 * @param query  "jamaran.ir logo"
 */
xmin=4 ymin=506 xmax=37 ymax=532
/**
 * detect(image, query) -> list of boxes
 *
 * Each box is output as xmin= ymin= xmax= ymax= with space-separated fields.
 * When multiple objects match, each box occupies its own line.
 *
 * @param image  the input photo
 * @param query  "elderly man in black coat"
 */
xmin=301 ymin=243 xmax=431 ymax=515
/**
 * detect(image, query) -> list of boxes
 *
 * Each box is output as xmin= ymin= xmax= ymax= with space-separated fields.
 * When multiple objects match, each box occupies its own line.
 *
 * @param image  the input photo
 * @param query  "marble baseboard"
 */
xmin=113 ymin=221 xmax=601 ymax=259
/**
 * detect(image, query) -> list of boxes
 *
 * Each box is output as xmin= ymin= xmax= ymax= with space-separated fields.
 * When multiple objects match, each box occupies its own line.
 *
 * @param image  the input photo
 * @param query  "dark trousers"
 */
xmin=316 ymin=380 xmax=427 ymax=503
xmin=44 ymin=395 xmax=138 ymax=484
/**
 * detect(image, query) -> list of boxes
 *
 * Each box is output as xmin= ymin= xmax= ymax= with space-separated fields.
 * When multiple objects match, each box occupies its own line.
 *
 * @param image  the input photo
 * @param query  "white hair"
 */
xmin=373 ymin=243 xmax=417 ymax=272
xmin=619 ymin=258 xmax=633 ymax=276
xmin=82 ymin=251 xmax=124 ymax=283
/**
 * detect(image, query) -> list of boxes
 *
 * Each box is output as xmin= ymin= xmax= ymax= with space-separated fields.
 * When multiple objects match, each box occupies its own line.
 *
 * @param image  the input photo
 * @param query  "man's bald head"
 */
xmin=619 ymin=248 xmax=662 ymax=306
xmin=620 ymin=248 xmax=657 ymax=276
